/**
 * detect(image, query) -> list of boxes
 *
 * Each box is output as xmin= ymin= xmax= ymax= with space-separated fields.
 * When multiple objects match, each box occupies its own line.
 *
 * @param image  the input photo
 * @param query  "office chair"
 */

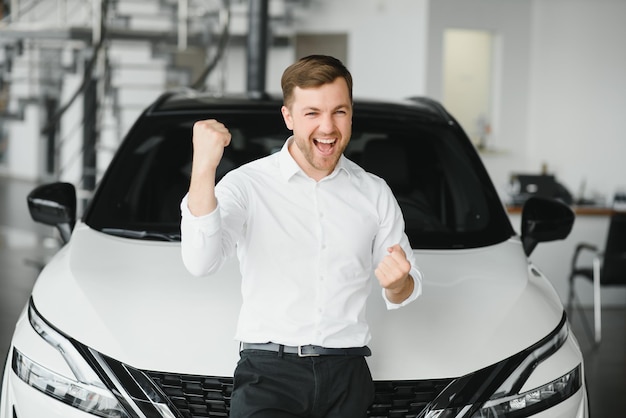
xmin=567 ymin=211 xmax=626 ymax=344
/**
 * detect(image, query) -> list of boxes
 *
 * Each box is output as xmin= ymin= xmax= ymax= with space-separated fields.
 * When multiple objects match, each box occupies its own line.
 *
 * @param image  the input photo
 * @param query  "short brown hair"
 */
xmin=281 ymin=55 xmax=353 ymax=108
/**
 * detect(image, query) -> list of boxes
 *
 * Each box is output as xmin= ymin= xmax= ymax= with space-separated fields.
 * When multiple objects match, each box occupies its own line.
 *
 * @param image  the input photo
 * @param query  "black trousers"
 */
xmin=230 ymin=349 xmax=375 ymax=418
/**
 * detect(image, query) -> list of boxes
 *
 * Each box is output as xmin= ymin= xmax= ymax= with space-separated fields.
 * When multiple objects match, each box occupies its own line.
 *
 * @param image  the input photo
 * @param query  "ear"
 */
xmin=281 ymin=105 xmax=294 ymax=130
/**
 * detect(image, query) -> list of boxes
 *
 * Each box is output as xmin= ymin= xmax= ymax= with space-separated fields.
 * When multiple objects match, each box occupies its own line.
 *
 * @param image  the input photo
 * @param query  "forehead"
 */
xmin=291 ymin=78 xmax=351 ymax=108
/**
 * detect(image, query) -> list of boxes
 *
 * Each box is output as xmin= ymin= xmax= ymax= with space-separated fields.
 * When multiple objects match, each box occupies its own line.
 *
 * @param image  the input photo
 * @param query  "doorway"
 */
xmin=443 ymin=29 xmax=496 ymax=150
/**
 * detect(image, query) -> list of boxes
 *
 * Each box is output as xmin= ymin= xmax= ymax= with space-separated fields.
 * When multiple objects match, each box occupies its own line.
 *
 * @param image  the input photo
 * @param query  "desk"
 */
xmin=506 ymin=205 xmax=615 ymax=216
xmin=507 ymin=206 xmax=625 ymax=308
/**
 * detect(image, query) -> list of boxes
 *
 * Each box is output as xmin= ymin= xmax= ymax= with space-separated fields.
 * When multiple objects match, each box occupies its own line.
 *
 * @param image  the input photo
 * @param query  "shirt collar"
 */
xmin=278 ymin=136 xmax=352 ymax=182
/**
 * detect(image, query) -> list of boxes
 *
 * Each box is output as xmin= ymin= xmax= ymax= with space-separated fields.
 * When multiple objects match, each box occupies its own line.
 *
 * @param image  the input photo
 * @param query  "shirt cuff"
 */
xmin=382 ymin=267 xmax=423 ymax=310
xmin=180 ymin=193 xmax=221 ymax=236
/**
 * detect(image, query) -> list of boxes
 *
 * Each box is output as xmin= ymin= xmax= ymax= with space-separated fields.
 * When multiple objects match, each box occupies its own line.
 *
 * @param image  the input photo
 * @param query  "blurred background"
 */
xmin=0 ymin=0 xmax=624 ymax=415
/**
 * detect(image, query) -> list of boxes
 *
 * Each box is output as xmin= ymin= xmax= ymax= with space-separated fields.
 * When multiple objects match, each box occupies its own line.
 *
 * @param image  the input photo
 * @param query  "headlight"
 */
xmin=474 ymin=365 xmax=581 ymax=417
xmin=12 ymin=300 xmax=131 ymax=417
xmin=421 ymin=313 xmax=583 ymax=418
xmin=14 ymin=298 xmax=179 ymax=418
xmin=12 ymin=349 xmax=129 ymax=417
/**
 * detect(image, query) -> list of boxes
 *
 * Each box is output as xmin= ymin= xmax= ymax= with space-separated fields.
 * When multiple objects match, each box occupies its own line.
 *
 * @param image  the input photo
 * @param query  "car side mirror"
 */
xmin=27 ymin=182 xmax=77 ymax=244
xmin=521 ymin=196 xmax=575 ymax=256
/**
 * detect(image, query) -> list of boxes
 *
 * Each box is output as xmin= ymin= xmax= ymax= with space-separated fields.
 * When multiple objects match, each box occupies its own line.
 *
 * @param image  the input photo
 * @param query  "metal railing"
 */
xmin=0 ymin=0 xmax=301 ymax=189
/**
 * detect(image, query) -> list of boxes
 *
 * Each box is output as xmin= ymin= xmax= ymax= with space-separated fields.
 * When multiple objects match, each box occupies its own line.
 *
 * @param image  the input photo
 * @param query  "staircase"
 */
xmin=0 ymin=0 xmax=298 ymax=192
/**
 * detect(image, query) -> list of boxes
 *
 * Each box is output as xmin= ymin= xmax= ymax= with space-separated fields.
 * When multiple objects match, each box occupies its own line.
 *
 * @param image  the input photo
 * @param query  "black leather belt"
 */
xmin=241 ymin=342 xmax=372 ymax=357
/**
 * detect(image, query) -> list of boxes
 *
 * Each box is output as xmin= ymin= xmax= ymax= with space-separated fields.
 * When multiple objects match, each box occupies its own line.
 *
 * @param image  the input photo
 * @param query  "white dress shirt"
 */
xmin=180 ymin=137 xmax=422 ymax=348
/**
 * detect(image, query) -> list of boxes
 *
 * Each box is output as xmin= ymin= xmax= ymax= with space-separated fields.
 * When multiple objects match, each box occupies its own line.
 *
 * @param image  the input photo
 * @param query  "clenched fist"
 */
xmin=375 ymin=244 xmax=414 ymax=304
xmin=187 ymin=119 xmax=232 ymax=216
xmin=192 ymin=119 xmax=232 ymax=172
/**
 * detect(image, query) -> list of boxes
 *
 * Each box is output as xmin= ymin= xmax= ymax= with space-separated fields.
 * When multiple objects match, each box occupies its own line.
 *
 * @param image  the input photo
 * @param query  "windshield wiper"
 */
xmin=101 ymin=228 xmax=180 ymax=242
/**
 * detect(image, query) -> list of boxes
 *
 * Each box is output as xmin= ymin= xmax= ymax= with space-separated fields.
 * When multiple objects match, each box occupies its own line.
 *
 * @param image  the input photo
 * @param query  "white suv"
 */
xmin=1 ymin=92 xmax=588 ymax=418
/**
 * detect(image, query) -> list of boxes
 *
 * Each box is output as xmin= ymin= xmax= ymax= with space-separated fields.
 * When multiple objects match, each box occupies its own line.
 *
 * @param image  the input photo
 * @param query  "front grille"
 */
xmin=145 ymin=371 xmax=453 ymax=418
xmin=146 ymin=371 xmax=233 ymax=418
xmin=370 ymin=379 xmax=454 ymax=418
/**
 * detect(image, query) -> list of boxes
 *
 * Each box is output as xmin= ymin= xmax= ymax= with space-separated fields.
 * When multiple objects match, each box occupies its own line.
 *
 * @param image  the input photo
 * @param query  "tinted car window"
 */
xmin=84 ymin=103 xmax=513 ymax=249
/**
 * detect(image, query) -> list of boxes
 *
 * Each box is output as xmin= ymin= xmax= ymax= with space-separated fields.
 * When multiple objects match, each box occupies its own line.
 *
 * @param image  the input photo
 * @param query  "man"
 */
xmin=180 ymin=55 xmax=422 ymax=417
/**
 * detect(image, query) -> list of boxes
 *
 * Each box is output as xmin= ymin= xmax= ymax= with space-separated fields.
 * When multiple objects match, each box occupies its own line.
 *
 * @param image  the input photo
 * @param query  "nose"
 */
xmin=318 ymin=112 xmax=336 ymax=134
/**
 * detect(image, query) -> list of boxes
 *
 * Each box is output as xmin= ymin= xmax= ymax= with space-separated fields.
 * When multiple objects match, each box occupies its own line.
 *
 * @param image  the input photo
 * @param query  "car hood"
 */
xmin=32 ymin=223 xmax=564 ymax=380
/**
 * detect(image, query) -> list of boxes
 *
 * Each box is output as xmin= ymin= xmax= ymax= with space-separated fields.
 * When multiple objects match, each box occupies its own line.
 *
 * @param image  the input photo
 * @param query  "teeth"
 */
xmin=316 ymin=138 xmax=336 ymax=144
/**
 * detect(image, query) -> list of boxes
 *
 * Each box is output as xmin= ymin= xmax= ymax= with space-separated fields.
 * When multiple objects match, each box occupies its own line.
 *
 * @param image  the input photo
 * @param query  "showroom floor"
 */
xmin=0 ymin=175 xmax=624 ymax=415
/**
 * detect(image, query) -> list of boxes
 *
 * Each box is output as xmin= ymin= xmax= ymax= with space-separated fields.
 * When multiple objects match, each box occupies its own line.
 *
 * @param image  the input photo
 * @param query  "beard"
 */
xmin=293 ymin=133 xmax=349 ymax=175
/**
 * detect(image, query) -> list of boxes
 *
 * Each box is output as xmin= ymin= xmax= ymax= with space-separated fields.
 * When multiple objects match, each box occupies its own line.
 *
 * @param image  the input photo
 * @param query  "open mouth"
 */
xmin=314 ymin=138 xmax=337 ymax=155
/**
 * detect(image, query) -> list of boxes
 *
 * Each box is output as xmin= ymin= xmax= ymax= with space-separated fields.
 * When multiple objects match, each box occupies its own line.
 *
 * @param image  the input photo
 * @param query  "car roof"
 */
xmin=144 ymin=90 xmax=453 ymax=125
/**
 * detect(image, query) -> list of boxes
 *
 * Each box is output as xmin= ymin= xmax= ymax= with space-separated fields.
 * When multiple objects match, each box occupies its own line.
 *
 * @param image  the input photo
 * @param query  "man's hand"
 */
xmin=375 ymin=244 xmax=414 ymax=304
xmin=191 ymin=119 xmax=232 ymax=172
xmin=188 ymin=119 xmax=232 ymax=216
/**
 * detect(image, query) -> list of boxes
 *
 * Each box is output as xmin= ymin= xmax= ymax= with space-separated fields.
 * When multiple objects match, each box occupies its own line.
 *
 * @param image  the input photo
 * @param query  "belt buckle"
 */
xmin=297 ymin=345 xmax=320 ymax=357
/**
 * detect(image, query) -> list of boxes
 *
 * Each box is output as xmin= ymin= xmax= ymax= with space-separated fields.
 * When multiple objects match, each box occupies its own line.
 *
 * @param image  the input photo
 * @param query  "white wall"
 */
xmin=293 ymin=0 xmax=428 ymax=100
xmin=215 ymin=0 xmax=428 ymax=100
xmin=426 ymin=0 xmax=534 ymax=197
xmin=426 ymin=0 xmax=626 ymax=205
xmin=3 ymin=104 xmax=40 ymax=179
xmin=528 ymin=0 xmax=626 ymax=205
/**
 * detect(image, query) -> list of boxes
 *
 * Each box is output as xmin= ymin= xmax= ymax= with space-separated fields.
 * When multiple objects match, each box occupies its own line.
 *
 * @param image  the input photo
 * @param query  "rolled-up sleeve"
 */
xmin=180 ymin=194 xmax=226 ymax=276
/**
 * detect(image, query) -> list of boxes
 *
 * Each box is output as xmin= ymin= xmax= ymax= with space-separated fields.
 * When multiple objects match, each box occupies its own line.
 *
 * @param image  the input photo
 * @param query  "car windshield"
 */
xmin=84 ymin=103 xmax=514 ymax=249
